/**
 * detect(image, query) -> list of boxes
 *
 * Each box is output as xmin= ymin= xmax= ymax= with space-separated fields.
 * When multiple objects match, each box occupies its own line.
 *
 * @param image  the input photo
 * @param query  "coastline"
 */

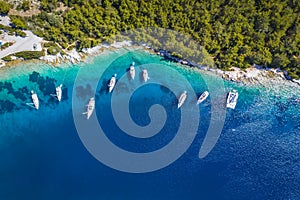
xmin=47 ymin=41 xmax=300 ymax=89
xmin=37 ymin=41 xmax=300 ymax=89
xmin=1 ymin=40 xmax=300 ymax=89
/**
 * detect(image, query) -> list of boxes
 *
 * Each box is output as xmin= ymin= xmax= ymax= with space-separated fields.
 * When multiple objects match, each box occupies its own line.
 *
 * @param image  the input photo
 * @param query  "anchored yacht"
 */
xmin=108 ymin=74 xmax=117 ymax=93
xmin=197 ymin=91 xmax=209 ymax=105
xmin=226 ymin=90 xmax=238 ymax=109
xmin=56 ymin=84 xmax=63 ymax=101
xmin=178 ymin=91 xmax=187 ymax=108
xmin=31 ymin=90 xmax=39 ymax=110
xmin=83 ymin=97 xmax=95 ymax=119
xmin=129 ymin=62 xmax=135 ymax=80
xmin=51 ymin=84 xmax=63 ymax=101
xmin=142 ymin=69 xmax=150 ymax=82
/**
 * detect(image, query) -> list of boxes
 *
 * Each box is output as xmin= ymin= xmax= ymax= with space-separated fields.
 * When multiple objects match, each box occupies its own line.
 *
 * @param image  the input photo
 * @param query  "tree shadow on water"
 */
xmin=0 ymin=100 xmax=16 ymax=113
xmin=76 ymin=84 xmax=93 ymax=99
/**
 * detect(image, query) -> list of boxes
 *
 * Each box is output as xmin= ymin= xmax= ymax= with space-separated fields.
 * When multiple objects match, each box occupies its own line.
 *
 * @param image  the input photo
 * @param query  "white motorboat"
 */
xmin=178 ymin=91 xmax=187 ymax=108
xmin=142 ymin=69 xmax=149 ymax=82
xmin=197 ymin=91 xmax=209 ymax=105
xmin=108 ymin=74 xmax=117 ymax=93
xmin=226 ymin=90 xmax=238 ymax=109
xmin=83 ymin=97 xmax=95 ymax=119
xmin=31 ymin=90 xmax=39 ymax=110
xmin=129 ymin=62 xmax=135 ymax=80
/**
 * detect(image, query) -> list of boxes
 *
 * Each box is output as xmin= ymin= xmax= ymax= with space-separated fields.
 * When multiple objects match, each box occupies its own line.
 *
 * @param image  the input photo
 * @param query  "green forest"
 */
xmin=3 ymin=0 xmax=300 ymax=78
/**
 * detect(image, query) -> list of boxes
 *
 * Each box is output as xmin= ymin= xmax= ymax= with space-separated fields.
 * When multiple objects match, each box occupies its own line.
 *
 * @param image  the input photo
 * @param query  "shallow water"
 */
xmin=0 ymin=49 xmax=299 ymax=200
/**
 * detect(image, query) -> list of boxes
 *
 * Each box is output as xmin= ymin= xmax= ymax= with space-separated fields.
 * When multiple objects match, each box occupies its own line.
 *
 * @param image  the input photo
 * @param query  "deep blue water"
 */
xmin=0 ymin=49 xmax=299 ymax=200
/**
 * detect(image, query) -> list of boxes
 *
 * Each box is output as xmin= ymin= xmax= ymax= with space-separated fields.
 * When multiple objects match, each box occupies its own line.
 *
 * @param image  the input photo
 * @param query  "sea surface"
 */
xmin=0 ymin=48 xmax=299 ymax=200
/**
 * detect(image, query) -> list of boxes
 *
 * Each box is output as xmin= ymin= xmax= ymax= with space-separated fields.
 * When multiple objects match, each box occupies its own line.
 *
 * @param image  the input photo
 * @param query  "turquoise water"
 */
xmin=0 ymin=48 xmax=299 ymax=199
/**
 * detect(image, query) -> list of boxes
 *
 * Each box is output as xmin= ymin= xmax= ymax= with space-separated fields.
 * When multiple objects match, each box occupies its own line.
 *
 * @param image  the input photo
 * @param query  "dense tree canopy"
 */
xmin=0 ymin=1 xmax=11 ymax=15
xmin=23 ymin=0 xmax=300 ymax=78
xmin=11 ymin=16 xmax=27 ymax=29
xmin=18 ymin=0 xmax=31 ymax=11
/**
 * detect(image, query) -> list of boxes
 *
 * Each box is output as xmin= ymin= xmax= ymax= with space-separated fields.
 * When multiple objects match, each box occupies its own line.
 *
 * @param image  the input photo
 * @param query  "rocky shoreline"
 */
xmin=154 ymin=48 xmax=300 ymax=87
xmin=38 ymin=40 xmax=300 ymax=88
xmin=39 ymin=41 xmax=133 ymax=65
xmin=2 ymin=39 xmax=300 ymax=88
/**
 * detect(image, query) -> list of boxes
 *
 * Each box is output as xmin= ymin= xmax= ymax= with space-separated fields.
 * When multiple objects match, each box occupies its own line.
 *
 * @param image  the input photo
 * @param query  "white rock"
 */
xmin=292 ymin=79 xmax=300 ymax=85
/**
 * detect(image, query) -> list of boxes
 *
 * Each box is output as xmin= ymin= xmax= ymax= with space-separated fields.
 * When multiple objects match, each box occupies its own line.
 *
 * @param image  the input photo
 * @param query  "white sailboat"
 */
xmin=31 ymin=90 xmax=39 ymax=110
xmin=226 ymin=90 xmax=238 ymax=109
xmin=56 ymin=84 xmax=63 ymax=102
xmin=82 ymin=97 xmax=95 ymax=119
xmin=178 ymin=91 xmax=187 ymax=109
xmin=197 ymin=91 xmax=209 ymax=105
xmin=108 ymin=74 xmax=117 ymax=93
xmin=51 ymin=84 xmax=63 ymax=101
xmin=142 ymin=69 xmax=150 ymax=82
xmin=129 ymin=62 xmax=135 ymax=80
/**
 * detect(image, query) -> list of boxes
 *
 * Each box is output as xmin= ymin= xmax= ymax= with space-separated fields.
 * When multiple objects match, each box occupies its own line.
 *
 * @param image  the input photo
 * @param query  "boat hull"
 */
xmin=129 ymin=66 xmax=135 ymax=80
xmin=178 ymin=92 xmax=187 ymax=108
xmin=108 ymin=76 xmax=116 ymax=93
xmin=85 ymin=98 xmax=95 ymax=119
xmin=142 ymin=69 xmax=149 ymax=82
xmin=56 ymin=85 xmax=62 ymax=101
xmin=197 ymin=91 xmax=209 ymax=105
xmin=226 ymin=91 xmax=238 ymax=109
xmin=31 ymin=93 xmax=39 ymax=110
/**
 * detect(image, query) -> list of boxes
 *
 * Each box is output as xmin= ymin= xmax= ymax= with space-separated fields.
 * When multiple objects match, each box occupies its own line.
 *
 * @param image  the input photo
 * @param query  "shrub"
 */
xmin=43 ymin=42 xmax=55 ymax=48
xmin=0 ymin=24 xmax=14 ymax=32
xmin=47 ymin=46 xmax=60 ymax=55
xmin=1 ymin=42 xmax=14 ymax=50
xmin=14 ymin=51 xmax=45 ymax=60
xmin=43 ymin=42 xmax=62 ymax=55
xmin=289 ymin=72 xmax=299 ymax=80
xmin=15 ymin=30 xmax=27 ymax=37
xmin=2 ymin=55 xmax=12 ymax=62
xmin=171 ymin=52 xmax=183 ymax=59
xmin=21 ymin=0 xmax=31 ymax=11
xmin=59 ymin=42 xmax=68 ymax=49
xmin=0 ymin=1 xmax=11 ymax=15
xmin=67 ymin=44 xmax=75 ymax=51
xmin=10 ymin=16 xmax=27 ymax=30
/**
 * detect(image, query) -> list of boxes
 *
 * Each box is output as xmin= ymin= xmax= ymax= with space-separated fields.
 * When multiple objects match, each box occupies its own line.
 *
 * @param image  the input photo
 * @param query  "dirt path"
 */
xmin=8 ymin=0 xmax=41 ymax=17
